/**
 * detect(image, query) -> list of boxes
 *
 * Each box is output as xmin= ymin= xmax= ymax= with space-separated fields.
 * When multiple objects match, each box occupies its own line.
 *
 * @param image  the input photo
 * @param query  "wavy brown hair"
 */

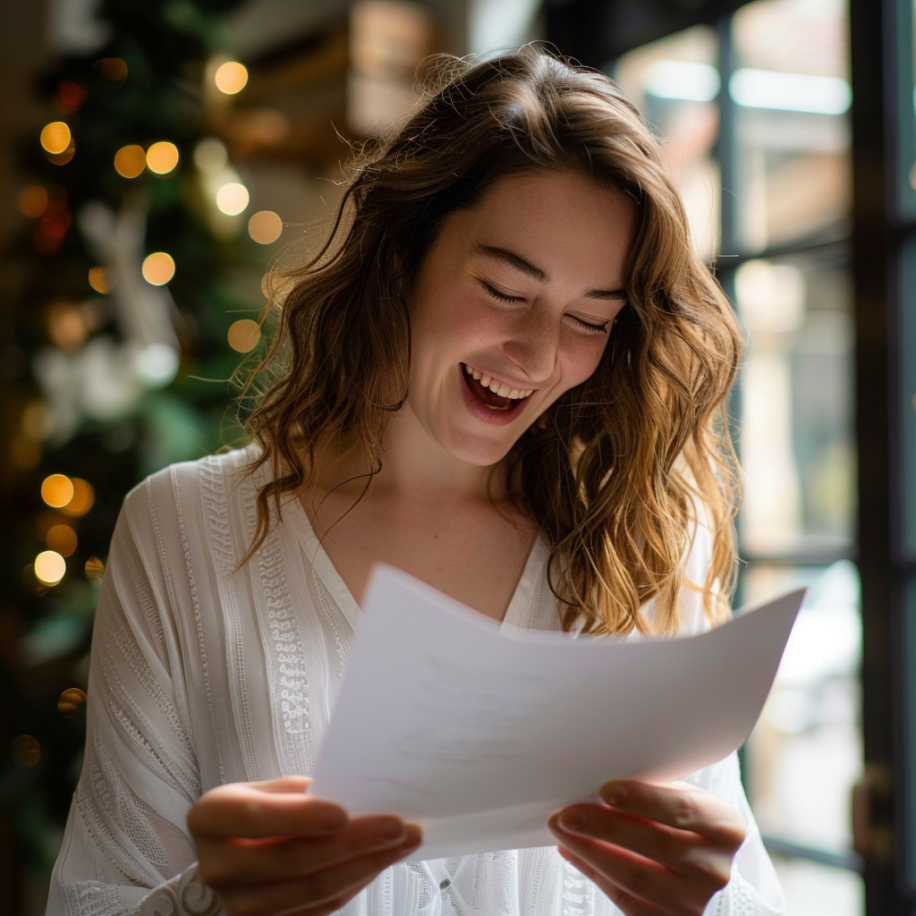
xmin=240 ymin=47 xmax=741 ymax=636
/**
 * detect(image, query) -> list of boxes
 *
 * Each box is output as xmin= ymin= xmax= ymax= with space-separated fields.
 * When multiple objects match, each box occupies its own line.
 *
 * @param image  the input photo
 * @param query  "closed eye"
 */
xmin=568 ymin=314 xmax=611 ymax=334
xmin=480 ymin=279 xmax=525 ymax=303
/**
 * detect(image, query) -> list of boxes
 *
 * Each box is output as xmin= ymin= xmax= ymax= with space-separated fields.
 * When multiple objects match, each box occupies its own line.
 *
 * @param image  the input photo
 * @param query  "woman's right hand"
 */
xmin=187 ymin=776 xmax=422 ymax=916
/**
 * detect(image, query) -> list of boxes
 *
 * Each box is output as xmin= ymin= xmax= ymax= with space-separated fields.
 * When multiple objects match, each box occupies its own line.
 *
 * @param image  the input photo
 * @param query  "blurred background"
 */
xmin=0 ymin=0 xmax=912 ymax=914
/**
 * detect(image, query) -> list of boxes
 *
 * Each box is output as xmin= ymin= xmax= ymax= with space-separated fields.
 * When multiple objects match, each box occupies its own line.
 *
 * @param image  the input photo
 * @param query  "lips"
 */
xmin=461 ymin=364 xmax=531 ymax=411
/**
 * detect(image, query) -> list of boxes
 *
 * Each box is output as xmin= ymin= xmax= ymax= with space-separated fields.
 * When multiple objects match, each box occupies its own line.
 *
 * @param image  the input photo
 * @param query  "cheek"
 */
xmin=562 ymin=339 xmax=609 ymax=390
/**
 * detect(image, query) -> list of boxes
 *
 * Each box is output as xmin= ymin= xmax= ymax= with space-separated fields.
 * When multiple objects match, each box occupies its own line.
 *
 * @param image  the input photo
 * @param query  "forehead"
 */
xmin=443 ymin=170 xmax=637 ymax=283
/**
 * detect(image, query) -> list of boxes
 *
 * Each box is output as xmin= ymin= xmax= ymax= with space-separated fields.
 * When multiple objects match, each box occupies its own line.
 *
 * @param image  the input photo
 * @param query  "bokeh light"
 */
xmin=42 ymin=474 xmax=74 ymax=508
xmin=227 ymin=319 xmax=261 ymax=353
xmin=214 ymin=61 xmax=249 ymax=94
xmin=58 ymin=687 xmax=87 ymax=714
xmin=114 ymin=144 xmax=146 ymax=178
xmin=136 ymin=343 xmax=180 ymax=387
xmin=48 ymin=142 xmax=76 ymax=166
xmin=46 ymin=524 xmax=78 ymax=557
xmin=88 ymin=266 xmax=111 ymax=294
xmin=47 ymin=301 xmax=88 ymax=350
xmin=11 ymin=735 xmax=41 ymax=768
xmin=142 ymin=251 xmax=176 ymax=285
xmin=216 ymin=182 xmax=249 ymax=215
xmin=40 ymin=121 xmax=71 ymax=155
xmin=61 ymin=478 xmax=95 ymax=517
xmin=21 ymin=401 xmax=49 ymax=441
xmin=85 ymin=556 xmax=105 ymax=581
xmin=146 ymin=141 xmax=180 ymax=175
xmin=194 ymin=137 xmax=228 ymax=174
xmin=18 ymin=185 xmax=48 ymax=218
xmin=96 ymin=57 xmax=128 ymax=84
xmin=56 ymin=79 xmax=87 ymax=113
xmin=248 ymin=210 xmax=283 ymax=244
xmin=35 ymin=550 xmax=66 ymax=586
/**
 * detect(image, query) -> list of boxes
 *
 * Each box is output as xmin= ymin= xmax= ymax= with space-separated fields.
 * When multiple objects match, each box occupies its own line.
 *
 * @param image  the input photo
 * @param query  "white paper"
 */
xmin=310 ymin=565 xmax=804 ymax=860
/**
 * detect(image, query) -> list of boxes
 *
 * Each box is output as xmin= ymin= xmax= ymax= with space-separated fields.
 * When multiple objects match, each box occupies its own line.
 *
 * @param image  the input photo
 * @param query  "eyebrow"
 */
xmin=471 ymin=243 xmax=627 ymax=301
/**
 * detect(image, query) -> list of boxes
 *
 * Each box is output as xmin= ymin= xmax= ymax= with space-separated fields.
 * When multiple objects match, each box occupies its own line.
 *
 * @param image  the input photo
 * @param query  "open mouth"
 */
xmin=461 ymin=363 xmax=533 ymax=412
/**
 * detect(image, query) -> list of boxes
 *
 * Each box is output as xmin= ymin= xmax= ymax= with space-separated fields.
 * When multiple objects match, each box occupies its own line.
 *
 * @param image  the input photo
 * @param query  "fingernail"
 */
xmin=379 ymin=817 xmax=405 ymax=840
xmin=560 ymin=810 xmax=587 ymax=831
xmin=600 ymin=783 xmax=626 ymax=806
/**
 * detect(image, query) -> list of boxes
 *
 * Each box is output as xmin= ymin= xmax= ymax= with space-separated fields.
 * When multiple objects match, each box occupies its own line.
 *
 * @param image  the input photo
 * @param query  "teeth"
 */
xmin=464 ymin=364 xmax=533 ymax=400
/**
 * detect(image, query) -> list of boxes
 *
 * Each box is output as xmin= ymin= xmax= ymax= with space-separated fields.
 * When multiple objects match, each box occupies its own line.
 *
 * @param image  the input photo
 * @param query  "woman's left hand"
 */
xmin=548 ymin=779 xmax=747 ymax=916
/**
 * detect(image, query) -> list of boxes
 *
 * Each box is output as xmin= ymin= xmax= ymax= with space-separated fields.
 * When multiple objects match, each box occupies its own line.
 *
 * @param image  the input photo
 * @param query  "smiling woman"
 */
xmin=48 ymin=47 xmax=779 ymax=916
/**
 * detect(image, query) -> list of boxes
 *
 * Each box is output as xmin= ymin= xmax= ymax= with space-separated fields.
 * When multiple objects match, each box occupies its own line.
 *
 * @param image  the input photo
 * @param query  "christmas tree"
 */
xmin=1 ymin=0 xmax=282 ymax=896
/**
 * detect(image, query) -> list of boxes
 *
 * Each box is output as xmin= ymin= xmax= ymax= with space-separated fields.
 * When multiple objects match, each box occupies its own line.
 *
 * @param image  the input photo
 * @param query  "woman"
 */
xmin=48 ymin=48 xmax=784 ymax=915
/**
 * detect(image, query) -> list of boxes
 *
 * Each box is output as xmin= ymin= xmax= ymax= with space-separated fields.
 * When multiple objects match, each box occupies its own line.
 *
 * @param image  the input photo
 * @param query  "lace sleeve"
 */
xmin=46 ymin=484 xmax=220 ymax=916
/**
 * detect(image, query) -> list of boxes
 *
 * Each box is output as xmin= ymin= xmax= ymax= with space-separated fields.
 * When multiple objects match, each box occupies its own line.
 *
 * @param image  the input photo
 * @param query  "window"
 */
xmin=614 ymin=2 xmax=862 ymax=912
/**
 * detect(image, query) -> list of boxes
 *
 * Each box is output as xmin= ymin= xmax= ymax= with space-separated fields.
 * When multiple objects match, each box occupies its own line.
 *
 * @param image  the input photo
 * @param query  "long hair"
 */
xmin=240 ymin=47 xmax=741 ymax=636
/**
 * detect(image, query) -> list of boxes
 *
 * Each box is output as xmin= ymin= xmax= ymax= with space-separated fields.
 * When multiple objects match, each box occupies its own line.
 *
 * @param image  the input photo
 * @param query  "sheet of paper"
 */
xmin=310 ymin=565 xmax=804 ymax=860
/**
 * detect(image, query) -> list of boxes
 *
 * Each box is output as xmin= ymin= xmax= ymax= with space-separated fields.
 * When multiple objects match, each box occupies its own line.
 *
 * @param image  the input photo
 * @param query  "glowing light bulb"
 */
xmin=146 ymin=141 xmax=180 ymax=175
xmin=142 ymin=252 xmax=176 ymax=285
xmin=42 ymin=473 xmax=74 ymax=508
xmin=215 ymin=61 xmax=249 ymax=95
xmin=216 ymin=182 xmax=249 ymax=215
xmin=88 ymin=267 xmax=111 ymax=293
xmin=227 ymin=319 xmax=261 ymax=353
xmin=248 ymin=210 xmax=283 ymax=244
xmin=11 ymin=735 xmax=41 ymax=767
xmin=35 ymin=550 xmax=66 ymax=586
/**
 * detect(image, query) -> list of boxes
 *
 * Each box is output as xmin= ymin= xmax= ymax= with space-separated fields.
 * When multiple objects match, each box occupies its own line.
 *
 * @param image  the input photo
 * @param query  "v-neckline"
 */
xmin=283 ymin=493 xmax=549 ymax=635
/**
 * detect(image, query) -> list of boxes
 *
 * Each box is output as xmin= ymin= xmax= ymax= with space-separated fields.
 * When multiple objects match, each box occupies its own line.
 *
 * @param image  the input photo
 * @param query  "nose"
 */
xmin=502 ymin=307 xmax=559 ymax=383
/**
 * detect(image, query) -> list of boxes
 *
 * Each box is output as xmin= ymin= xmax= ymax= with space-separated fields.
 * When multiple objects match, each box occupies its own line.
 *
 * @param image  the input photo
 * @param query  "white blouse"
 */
xmin=47 ymin=445 xmax=785 ymax=916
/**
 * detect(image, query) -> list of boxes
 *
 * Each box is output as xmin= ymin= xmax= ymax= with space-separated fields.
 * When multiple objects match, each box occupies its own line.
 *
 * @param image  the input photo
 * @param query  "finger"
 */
xmin=218 ymin=826 xmax=422 ymax=916
xmin=188 ymin=784 xmax=348 ymax=839
xmin=598 ymin=781 xmax=746 ymax=848
xmin=556 ymin=845 xmax=664 ymax=916
xmin=199 ymin=816 xmax=413 ymax=885
xmin=551 ymin=804 xmax=706 ymax=871
xmin=551 ymin=816 xmax=732 ymax=913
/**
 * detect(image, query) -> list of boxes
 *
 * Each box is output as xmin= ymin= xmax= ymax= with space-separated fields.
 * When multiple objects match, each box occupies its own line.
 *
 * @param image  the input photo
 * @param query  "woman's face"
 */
xmin=406 ymin=169 xmax=637 ymax=468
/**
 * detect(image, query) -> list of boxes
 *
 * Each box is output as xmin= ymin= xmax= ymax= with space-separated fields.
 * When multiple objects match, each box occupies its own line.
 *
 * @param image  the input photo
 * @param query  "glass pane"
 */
xmin=731 ymin=0 xmax=850 ymax=251
xmin=614 ymin=26 xmax=720 ymax=260
xmin=735 ymin=249 xmax=855 ymax=556
xmin=770 ymin=857 xmax=863 ymax=916
xmin=742 ymin=563 xmax=862 ymax=859
xmin=902 ymin=236 xmax=916 ymax=558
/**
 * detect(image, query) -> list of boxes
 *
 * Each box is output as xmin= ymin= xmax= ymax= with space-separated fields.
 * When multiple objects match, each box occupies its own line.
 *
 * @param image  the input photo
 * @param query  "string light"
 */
xmin=41 ymin=474 xmax=74 ymax=508
xmin=11 ymin=735 xmax=41 ymax=768
xmin=88 ymin=267 xmax=111 ymax=294
xmin=46 ymin=524 xmax=77 ymax=557
xmin=56 ymin=79 xmax=87 ymax=113
xmin=146 ymin=141 xmax=180 ymax=175
xmin=61 ymin=478 xmax=95 ymax=517
xmin=48 ymin=142 xmax=76 ymax=166
xmin=214 ymin=61 xmax=249 ymax=94
xmin=227 ymin=319 xmax=261 ymax=353
xmin=85 ymin=556 xmax=105 ymax=581
xmin=35 ymin=550 xmax=66 ymax=586
xmin=40 ymin=122 xmax=71 ymax=155
xmin=216 ymin=182 xmax=249 ymax=215
xmin=47 ymin=301 xmax=88 ymax=350
xmin=96 ymin=57 xmax=128 ymax=85
xmin=58 ymin=688 xmax=87 ymax=715
xmin=142 ymin=252 xmax=176 ymax=285
xmin=248 ymin=210 xmax=283 ymax=244
xmin=114 ymin=144 xmax=146 ymax=178
xmin=18 ymin=185 xmax=48 ymax=218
